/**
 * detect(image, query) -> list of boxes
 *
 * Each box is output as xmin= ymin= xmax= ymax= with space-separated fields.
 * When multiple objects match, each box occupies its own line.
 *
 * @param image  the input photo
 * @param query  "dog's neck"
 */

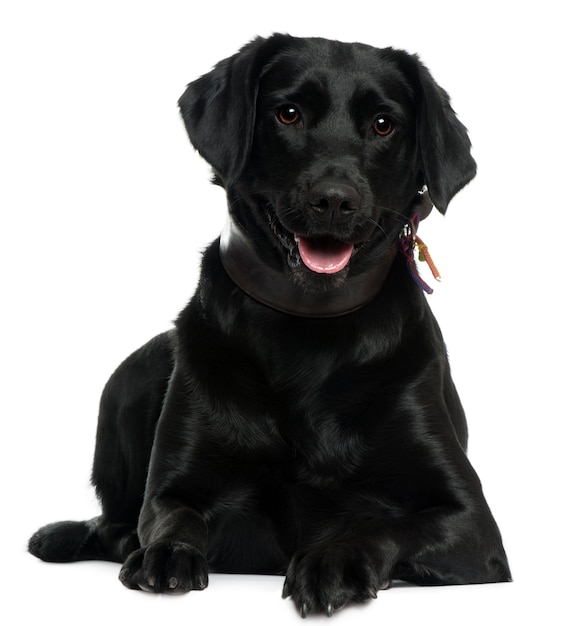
xmin=219 ymin=218 xmax=400 ymax=318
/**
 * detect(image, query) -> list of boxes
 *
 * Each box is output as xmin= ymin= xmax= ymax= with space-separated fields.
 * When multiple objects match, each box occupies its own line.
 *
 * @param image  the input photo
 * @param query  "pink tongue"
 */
xmin=296 ymin=236 xmax=354 ymax=274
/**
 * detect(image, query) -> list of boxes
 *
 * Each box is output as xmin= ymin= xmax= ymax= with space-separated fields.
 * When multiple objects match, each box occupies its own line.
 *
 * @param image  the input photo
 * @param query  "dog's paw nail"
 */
xmin=300 ymin=602 xmax=310 ymax=618
xmin=146 ymin=576 xmax=156 ymax=589
xmin=326 ymin=603 xmax=335 ymax=617
xmin=168 ymin=577 xmax=178 ymax=589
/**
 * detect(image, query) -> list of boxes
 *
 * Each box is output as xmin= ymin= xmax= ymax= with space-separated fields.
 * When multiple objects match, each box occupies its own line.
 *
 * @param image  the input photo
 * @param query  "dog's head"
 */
xmin=179 ymin=35 xmax=475 ymax=294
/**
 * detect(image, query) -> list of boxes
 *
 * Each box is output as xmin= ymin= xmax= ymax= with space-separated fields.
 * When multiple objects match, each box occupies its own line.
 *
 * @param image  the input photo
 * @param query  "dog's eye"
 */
xmin=277 ymin=105 xmax=301 ymax=126
xmin=373 ymin=116 xmax=394 ymax=137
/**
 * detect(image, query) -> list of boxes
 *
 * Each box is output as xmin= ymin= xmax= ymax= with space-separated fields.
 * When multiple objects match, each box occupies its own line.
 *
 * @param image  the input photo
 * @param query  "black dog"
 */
xmin=29 ymin=34 xmax=511 ymax=616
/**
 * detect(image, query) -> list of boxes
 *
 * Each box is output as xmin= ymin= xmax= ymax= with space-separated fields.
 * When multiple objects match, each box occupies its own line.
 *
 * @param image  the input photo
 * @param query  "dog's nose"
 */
xmin=308 ymin=182 xmax=361 ymax=221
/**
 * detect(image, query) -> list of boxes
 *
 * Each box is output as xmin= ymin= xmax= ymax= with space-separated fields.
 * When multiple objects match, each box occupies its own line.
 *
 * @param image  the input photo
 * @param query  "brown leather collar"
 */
xmin=219 ymin=190 xmax=432 ymax=318
xmin=219 ymin=218 xmax=398 ymax=318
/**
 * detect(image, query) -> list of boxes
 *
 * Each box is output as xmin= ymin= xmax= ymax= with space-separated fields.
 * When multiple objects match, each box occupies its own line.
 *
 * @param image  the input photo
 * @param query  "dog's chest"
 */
xmin=222 ymin=355 xmax=392 ymax=488
xmin=190 ymin=300 xmax=404 ymax=484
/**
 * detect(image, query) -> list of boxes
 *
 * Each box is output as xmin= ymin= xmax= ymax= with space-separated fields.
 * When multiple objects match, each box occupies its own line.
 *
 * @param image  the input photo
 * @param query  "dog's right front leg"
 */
xmin=119 ymin=501 xmax=209 ymax=593
xmin=118 ymin=360 xmax=213 ymax=594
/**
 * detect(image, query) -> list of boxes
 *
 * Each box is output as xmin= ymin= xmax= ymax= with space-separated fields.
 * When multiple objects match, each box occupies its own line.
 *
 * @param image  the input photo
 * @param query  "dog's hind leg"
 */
xmin=28 ymin=517 xmax=139 ymax=563
xmin=29 ymin=331 xmax=176 ymax=563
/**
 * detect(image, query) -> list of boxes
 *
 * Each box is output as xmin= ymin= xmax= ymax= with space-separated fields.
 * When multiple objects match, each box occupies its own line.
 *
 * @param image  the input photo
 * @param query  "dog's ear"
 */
xmin=179 ymin=34 xmax=292 ymax=185
xmin=398 ymin=53 xmax=477 ymax=213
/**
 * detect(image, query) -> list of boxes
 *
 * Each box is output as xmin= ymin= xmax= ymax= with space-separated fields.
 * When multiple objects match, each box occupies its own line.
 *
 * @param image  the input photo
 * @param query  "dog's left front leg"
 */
xmin=283 ymin=494 xmax=510 ymax=616
xmin=282 ymin=454 xmax=510 ymax=616
xmin=282 ymin=534 xmax=397 ymax=617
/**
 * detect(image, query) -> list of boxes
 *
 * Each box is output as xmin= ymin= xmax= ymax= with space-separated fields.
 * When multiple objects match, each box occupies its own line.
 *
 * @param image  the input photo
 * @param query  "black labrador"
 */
xmin=29 ymin=34 xmax=511 ymax=616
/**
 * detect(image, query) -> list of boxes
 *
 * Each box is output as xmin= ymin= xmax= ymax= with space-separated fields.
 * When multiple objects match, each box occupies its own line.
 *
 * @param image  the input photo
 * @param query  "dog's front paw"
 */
xmin=282 ymin=544 xmax=389 ymax=617
xmin=119 ymin=541 xmax=208 ymax=594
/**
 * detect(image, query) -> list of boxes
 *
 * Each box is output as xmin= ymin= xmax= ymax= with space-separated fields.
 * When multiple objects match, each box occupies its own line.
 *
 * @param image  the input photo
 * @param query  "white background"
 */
xmin=1 ymin=1 xmax=573 ymax=624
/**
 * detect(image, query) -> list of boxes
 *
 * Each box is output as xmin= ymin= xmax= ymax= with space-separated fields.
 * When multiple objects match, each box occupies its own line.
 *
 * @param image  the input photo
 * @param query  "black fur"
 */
xmin=29 ymin=34 xmax=510 ymax=616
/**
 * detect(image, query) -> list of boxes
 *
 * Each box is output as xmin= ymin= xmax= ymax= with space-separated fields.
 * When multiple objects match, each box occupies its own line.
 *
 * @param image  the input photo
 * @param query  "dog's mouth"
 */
xmin=294 ymin=236 xmax=355 ymax=274
xmin=266 ymin=207 xmax=365 ymax=275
